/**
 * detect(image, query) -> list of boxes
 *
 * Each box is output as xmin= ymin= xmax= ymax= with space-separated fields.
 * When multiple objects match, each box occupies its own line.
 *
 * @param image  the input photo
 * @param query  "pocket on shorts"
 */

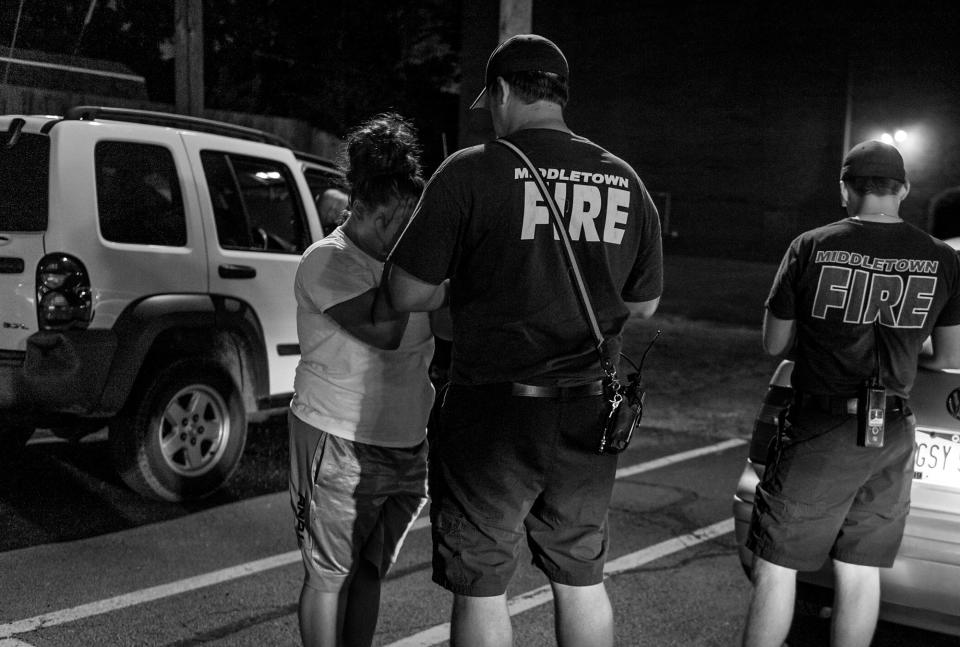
xmin=438 ymin=387 xmax=486 ymax=435
xmin=433 ymin=505 xmax=465 ymax=536
xmin=310 ymin=430 xmax=330 ymax=485
xmin=767 ymin=426 xmax=852 ymax=507
xmin=313 ymin=433 xmax=361 ymax=495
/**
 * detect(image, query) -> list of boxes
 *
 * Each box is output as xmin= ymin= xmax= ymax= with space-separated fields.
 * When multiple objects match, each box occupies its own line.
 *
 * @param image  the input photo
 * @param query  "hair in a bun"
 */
xmin=341 ymin=113 xmax=424 ymax=207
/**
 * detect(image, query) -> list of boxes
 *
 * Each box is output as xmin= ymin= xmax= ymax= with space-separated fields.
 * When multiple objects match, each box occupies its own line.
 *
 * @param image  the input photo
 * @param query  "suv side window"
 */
xmin=201 ymin=151 xmax=308 ymax=253
xmin=95 ymin=142 xmax=187 ymax=246
xmin=302 ymin=164 xmax=348 ymax=237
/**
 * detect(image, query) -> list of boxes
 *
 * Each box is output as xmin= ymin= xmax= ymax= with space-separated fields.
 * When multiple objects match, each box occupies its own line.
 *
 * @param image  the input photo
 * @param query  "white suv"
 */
xmin=0 ymin=106 xmax=343 ymax=501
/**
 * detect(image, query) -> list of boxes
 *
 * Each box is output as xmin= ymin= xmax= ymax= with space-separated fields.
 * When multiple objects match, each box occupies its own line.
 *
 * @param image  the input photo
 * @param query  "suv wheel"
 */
xmin=110 ymin=359 xmax=247 ymax=501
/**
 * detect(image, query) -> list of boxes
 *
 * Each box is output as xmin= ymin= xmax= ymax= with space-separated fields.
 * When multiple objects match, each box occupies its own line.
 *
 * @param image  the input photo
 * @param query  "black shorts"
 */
xmin=429 ymin=384 xmax=619 ymax=596
xmin=746 ymin=404 xmax=915 ymax=571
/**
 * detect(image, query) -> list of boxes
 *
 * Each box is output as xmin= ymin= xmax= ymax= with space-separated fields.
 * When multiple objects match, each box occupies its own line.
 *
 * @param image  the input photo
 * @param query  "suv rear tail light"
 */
xmin=36 ymin=253 xmax=92 ymax=330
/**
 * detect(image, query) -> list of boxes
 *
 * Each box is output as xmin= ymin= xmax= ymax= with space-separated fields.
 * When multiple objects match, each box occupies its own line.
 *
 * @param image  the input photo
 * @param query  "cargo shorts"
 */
xmin=747 ymin=402 xmax=915 ymax=571
xmin=429 ymin=384 xmax=620 ymax=597
xmin=288 ymin=411 xmax=428 ymax=592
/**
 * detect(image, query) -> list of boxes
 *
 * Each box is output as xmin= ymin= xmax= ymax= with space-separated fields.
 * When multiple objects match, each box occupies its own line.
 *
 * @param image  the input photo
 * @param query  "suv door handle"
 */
xmin=218 ymin=264 xmax=257 ymax=279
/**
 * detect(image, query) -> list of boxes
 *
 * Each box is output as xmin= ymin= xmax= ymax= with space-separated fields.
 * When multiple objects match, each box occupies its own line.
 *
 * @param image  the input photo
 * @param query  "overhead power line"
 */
xmin=2 ymin=0 xmax=28 ymax=89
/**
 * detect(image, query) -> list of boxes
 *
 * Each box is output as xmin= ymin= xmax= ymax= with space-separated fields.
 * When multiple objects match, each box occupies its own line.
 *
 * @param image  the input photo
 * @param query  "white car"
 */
xmin=0 ymin=106 xmax=340 ymax=501
xmin=733 ymin=359 xmax=960 ymax=637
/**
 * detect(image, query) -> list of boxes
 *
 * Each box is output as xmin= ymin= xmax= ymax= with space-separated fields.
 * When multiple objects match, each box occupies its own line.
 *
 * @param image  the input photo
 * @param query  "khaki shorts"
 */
xmin=288 ymin=411 xmax=428 ymax=592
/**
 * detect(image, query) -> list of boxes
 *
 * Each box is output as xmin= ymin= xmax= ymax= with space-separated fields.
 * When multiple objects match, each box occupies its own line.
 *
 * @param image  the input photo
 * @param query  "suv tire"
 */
xmin=109 ymin=359 xmax=247 ymax=501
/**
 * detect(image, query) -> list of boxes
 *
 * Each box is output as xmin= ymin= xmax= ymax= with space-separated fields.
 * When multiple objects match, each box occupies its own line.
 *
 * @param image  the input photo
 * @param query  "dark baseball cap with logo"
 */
xmin=840 ymin=140 xmax=906 ymax=183
xmin=469 ymin=34 xmax=569 ymax=110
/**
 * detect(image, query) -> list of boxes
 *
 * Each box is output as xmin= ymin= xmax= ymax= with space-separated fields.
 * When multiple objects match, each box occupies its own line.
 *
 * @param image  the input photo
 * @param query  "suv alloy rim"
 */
xmin=157 ymin=384 xmax=230 ymax=477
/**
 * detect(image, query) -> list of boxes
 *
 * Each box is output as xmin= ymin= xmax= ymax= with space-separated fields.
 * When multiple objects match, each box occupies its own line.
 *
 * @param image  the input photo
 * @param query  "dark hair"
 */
xmin=843 ymin=176 xmax=904 ymax=197
xmin=498 ymin=71 xmax=569 ymax=107
xmin=340 ymin=113 xmax=424 ymax=207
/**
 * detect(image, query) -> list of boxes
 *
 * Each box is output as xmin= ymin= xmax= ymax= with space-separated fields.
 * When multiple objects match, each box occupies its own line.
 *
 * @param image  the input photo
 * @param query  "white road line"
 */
xmin=0 ymin=438 xmax=745 ymax=640
xmin=384 ymin=518 xmax=735 ymax=647
xmin=0 ymin=553 xmax=301 ymax=639
xmin=615 ymin=438 xmax=746 ymax=479
xmin=0 ymin=638 xmax=38 ymax=647
xmin=411 ymin=515 xmax=431 ymax=532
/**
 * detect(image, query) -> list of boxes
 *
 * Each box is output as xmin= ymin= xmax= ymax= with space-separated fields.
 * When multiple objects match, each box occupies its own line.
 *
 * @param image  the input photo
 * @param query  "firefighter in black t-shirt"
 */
xmin=384 ymin=34 xmax=663 ymax=647
xmin=741 ymin=140 xmax=960 ymax=647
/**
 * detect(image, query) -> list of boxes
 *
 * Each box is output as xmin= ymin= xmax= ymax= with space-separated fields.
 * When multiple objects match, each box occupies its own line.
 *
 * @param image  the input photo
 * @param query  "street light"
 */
xmin=877 ymin=129 xmax=910 ymax=148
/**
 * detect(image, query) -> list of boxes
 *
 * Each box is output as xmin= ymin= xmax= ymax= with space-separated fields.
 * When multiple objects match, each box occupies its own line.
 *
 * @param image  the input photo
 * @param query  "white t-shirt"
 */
xmin=290 ymin=228 xmax=435 ymax=447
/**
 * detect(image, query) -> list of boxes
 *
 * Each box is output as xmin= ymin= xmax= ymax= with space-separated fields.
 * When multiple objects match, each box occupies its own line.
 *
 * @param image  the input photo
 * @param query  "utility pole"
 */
xmin=842 ymin=50 xmax=853 ymax=158
xmin=499 ymin=0 xmax=532 ymax=39
xmin=459 ymin=0 xmax=533 ymax=148
xmin=174 ymin=0 xmax=203 ymax=116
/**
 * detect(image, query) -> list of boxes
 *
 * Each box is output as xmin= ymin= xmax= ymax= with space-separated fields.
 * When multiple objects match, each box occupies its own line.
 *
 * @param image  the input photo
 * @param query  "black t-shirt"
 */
xmin=767 ymin=218 xmax=960 ymax=397
xmin=389 ymin=128 xmax=663 ymax=386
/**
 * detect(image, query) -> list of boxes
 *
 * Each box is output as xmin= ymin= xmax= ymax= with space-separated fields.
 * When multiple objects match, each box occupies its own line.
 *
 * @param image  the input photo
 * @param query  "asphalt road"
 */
xmin=1 ymin=426 xmax=956 ymax=646
xmin=1 ymin=309 xmax=956 ymax=645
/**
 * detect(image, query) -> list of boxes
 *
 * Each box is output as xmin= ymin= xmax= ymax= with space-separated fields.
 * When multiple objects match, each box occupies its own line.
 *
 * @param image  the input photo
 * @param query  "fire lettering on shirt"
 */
xmin=519 ymin=180 xmax=631 ymax=243
xmin=814 ymin=250 xmax=939 ymax=274
xmin=812 ymin=265 xmax=938 ymax=328
xmin=514 ymin=167 xmax=630 ymax=188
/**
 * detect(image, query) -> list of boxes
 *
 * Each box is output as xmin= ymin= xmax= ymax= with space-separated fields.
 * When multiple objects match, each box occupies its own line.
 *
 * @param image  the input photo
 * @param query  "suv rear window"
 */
xmin=0 ymin=130 xmax=49 ymax=231
xmin=95 ymin=142 xmax=187 ymax=246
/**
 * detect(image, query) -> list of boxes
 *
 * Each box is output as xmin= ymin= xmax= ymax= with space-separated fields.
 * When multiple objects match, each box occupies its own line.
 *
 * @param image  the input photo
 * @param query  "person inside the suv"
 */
xmin=318 ymin=187 xmax=348 ymax=236
xmin=287 ymin=113 xmax=437 ymax=647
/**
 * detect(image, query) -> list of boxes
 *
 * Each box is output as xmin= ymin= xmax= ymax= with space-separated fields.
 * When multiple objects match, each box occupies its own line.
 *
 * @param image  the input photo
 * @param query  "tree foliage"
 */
xmin=1 ymin=0 xmax=461 ymax=165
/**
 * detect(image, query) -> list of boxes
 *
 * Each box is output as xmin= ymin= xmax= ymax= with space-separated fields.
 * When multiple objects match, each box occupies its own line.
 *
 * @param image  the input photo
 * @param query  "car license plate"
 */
xmin=914 ymin=429 xmax=960 ymax=487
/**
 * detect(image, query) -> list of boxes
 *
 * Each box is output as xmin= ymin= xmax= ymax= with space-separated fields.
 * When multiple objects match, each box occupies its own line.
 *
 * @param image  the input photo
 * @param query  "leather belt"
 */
xmin=793 ymin=391 xmax=905 ymax=415
xmin=510 ymin=379 xmax=605 ymax=398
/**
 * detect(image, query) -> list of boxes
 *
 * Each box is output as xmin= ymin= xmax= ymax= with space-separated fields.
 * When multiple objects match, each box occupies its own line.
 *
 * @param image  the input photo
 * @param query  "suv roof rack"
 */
xmin=64 ymin=105 xmax=291 ymax=148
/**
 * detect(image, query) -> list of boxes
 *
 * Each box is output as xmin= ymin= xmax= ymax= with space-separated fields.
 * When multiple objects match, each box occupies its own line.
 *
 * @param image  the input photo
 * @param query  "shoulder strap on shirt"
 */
xmin=495 ymin=137 xmax=617 ymax=381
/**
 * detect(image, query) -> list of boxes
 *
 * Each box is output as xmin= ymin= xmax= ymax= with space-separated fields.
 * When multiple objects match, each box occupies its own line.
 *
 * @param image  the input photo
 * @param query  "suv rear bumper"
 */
xmin=0 ymin=330 xmax=117 ymax=422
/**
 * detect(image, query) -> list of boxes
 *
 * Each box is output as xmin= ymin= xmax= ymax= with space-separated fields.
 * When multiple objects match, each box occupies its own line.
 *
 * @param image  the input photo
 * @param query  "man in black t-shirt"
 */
xmin=384 ymin=34 xmax=662 ymax=647
xmin=741 ymin=140 xmax=960 ymax=647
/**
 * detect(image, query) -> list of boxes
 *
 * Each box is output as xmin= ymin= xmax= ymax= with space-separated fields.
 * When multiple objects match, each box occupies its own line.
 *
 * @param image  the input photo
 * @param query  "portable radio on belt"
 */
xmin=857 ymin=322 xmax=885 ymax=448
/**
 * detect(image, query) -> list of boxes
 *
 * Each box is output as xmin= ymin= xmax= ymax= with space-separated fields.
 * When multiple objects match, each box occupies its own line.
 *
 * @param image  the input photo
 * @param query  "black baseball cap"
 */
xmin=469 ymin=34 xmax=569 ymax=110
xmin=840 ymin=140 xmax=906 ymax=183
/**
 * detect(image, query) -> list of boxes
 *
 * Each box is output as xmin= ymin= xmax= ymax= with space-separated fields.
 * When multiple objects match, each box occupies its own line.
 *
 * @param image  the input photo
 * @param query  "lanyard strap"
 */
xmin=872 ymin=321 xmax=882 ymax=381
xmin=496 ymin=137 xmax=617 ymax=380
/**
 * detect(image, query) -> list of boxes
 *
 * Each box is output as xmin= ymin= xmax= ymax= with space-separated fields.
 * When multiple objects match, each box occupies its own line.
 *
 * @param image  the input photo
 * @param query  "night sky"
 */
xmin=461 ymin=1 xmax=960 ymax=260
